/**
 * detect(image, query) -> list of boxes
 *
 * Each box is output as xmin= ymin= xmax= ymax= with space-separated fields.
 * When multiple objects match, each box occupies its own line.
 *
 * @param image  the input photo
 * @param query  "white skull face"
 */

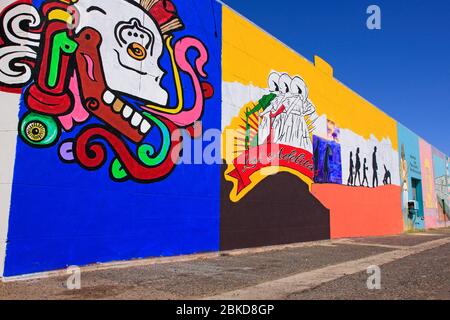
xmin=74 ymin=0 xmax=168 ymax=105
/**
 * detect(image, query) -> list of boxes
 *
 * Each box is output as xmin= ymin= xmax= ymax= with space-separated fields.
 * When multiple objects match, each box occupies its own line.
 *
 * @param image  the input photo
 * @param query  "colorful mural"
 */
xmin=0 ymin=0 xmax=215 ymax=182
xmin=220 ymin=70 xmax=330 ymax=249
xmin=430 ymin=148 xmax=449 ymax=228
xmin=397 ymin=123 xmax=425 ymax=230
xmin=313 ymin=134 xmax=342 ymax=185
xmin=223 ymin=72 xmax=317 ymax=202
xmin=420 ymin=139 xmax=439 ymax=229
xmin=221 ymin=6 xmax=403 ymax=242
xmin=0 ymin=1 xmax=447 ymax=278
xmin=0 ymin=0 xmax=222 ymax=277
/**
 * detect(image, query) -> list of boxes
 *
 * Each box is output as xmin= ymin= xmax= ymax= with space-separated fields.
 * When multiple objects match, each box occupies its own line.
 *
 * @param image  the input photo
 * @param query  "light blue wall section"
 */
xmin=397 ymin=123 xmax=424 ymax=230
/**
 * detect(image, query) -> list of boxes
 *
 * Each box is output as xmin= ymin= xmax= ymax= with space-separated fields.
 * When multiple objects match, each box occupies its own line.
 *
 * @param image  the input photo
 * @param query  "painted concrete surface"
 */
xmin=0 ymin=92 xmax=20 ymax=278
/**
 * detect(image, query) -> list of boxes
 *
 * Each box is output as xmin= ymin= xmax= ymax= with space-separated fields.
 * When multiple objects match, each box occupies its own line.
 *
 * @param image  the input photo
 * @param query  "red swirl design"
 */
xmin=74 ymin=118 xmax=183 ymax=182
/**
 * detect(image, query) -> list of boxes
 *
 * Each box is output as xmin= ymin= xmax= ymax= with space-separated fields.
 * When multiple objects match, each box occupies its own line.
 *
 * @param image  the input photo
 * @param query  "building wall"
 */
xmin=0 ymin=0 xmax=448 ymax=277
xmin=0 ymin=90 xmax=21 ymax=277
xmin=0 ymin=0 xmax=222 ymax=277
xmin=430 ymin=148 xmax=449 ymax=228
xmin=221 ymin=6 xmax=403 ymax=241
xmin=397 ymin=124 xmax=425 ymax=230
xmin=419 ymin=139 xmax=439 ymax=229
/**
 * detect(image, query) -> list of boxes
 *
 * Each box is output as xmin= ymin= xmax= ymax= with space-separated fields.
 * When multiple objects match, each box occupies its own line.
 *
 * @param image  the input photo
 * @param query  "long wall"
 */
xmin=0 ymin=0 xmax=448 ymax=277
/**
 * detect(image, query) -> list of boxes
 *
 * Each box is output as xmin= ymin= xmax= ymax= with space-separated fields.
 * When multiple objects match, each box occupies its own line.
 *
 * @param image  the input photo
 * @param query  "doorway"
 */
xmin=411 ymin=178 xmax=425 ymax=229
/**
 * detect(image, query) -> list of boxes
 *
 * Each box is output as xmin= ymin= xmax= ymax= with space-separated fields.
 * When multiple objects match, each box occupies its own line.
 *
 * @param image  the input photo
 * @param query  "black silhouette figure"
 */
xmin=347 ymin=151 xmax=354 ymax=186
xmin=372 ymin=147 xmax=379 ymax=188
xmin=354 ymin=147 xmax=362 ymax=186
xmin=323 ymin=143 xmax=332 ymax=183
xmin=383 ymin=165 xmax=392 ymax=185
xmin=362 ymin=158 xmax=369 ymax=187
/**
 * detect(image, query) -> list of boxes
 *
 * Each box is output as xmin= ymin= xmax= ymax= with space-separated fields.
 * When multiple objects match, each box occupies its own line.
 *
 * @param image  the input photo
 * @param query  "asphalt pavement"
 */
xmin=0 ymin=228 xmax=448 ymax=300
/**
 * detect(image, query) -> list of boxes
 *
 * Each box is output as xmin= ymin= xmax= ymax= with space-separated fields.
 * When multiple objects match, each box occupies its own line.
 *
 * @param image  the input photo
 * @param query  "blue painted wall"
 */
xmin=433 ymin=151 xmax=446 ymax=180
xmin=433 ymin=149 xmax=449 ymax=212
xmin=4 ymin=0 xmax=222 ymax=277
xmin=313 ymin=136 xmax=342 ymax=185
xmin=397 ymin=123 xmax=424 ymax=230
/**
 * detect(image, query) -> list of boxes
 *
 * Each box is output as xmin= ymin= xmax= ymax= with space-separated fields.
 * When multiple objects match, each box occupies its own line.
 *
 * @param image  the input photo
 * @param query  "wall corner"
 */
xmin=314 ymin=55 xmax=334 ymax=77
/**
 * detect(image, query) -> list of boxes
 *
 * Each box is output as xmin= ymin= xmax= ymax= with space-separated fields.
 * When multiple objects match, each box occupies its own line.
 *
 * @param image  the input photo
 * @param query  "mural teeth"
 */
xmin=140 ymin=120 xmax=152 ymax=134
xmin=122 ymin=106 xmax=133 ymax=119
xmin=131 ymin=112 xmax=143 ymax=128
xmin=102 ymin=90 xmax=115 ymax=105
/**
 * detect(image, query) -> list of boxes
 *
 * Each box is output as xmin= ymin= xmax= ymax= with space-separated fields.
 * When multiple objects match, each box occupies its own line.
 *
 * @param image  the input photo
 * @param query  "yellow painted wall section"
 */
xmin=222 ymin=6 xmax=398 ymax=151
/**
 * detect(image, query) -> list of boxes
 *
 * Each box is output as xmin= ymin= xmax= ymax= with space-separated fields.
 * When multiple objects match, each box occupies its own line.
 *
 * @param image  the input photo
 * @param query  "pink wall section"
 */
xmin=419 ymin=140 xmax=440 ymax=228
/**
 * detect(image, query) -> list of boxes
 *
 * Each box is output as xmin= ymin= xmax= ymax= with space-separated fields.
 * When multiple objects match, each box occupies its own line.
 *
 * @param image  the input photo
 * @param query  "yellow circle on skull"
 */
xmin=127 ymin=43 xmax=147 ymax=61
xmin=26 ymin=122 xmax=46 ymax=142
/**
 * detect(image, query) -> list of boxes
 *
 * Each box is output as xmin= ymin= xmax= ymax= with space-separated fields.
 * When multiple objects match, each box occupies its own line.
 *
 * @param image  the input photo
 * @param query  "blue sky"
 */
xmin=221 ymin=0 xmax=450 ymax=155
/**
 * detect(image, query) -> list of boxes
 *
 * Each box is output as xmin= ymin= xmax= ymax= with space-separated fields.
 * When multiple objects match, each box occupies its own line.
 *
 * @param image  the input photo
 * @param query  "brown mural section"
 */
xmin=220 ymin=166 xmax=331 ymax=251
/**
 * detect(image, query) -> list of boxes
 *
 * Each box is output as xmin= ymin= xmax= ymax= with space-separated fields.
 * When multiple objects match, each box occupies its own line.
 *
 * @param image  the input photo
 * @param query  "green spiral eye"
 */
xmin=26 ymin=121 xmax=46 ymax=142
xmin=20 ymin=112 xmax=60 ymax=147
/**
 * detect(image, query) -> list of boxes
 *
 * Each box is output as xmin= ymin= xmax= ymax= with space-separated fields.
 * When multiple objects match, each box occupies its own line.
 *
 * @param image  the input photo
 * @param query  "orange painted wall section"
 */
xmin=312 ymin=184 xmax=404 ymax=238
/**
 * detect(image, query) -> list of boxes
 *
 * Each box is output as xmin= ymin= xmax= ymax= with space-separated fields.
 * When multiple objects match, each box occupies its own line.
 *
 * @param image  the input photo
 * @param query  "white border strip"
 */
xmin=0 ymin=91 xmax=21 ymax=277
xmin=0 ymin=0 xmax=24 ymax=279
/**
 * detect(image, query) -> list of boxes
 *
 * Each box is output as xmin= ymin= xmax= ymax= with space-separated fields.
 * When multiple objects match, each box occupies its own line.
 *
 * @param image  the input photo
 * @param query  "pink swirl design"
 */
xmin=142 ymin=37 xmax=208 ymax=127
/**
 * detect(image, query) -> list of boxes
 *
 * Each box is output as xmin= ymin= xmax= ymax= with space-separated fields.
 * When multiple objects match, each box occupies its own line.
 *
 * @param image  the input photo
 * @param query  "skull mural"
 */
xmin=0 ymin=0 xmax=214 ymax=183
xmin=74 ymin=0 xmax=168 ymax=106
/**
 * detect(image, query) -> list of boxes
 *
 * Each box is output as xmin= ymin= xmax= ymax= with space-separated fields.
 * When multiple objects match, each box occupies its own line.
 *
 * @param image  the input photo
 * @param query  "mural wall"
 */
xmin=420 ymin=139 xmax=439 ymax=229
xmin=220 ymin=70 xmax=330 ymax=249
xmin=0 ymin=1 xmax=448 ymax=277
xmin=397 ymin=123 xmax=424 ymax=230
xmin=430 ymin=148 xmax=449 ymax=228
xmin=0 ymin=0 xmax=222 ymax=277
xmin=221 ymin=5 xmax=403 ymax=243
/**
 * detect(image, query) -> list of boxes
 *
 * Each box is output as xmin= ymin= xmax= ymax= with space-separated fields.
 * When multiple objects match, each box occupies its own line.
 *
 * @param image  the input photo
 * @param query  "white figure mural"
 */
xmin=258 ymin=72 xmax=318 ymax=153
xmin=340 ymin=130 xmax=400 ymax=188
